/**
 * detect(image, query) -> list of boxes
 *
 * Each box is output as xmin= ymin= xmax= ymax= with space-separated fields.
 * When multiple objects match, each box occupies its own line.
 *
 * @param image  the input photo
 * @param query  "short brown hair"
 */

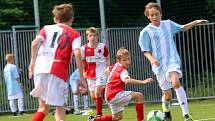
xmin=144 ymin=2 xmax=162 ymax=16
xmin=86 ymin=27 xmax=99 ymax=36
xmin=116 ymin=47 xmax=130 ymax=62
xmin=5 ymin=53 xmax=14 ymax=61
xmin=52 ymin=3 xmax=74 ymax=23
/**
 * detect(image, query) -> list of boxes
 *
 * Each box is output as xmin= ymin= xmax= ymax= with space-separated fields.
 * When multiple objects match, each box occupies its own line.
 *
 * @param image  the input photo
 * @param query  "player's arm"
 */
xmin=73 ymin=37 xmax=87 ymax=88
xmin=29 ymin=36 xmax=41 ymax=79
xmin=143 ymin=52 xmax=160 ymax=66
xmin=125 ymin=77 xmax=154 ymax=84
xmin=104 ymin=66 xmax=110 ymax=78
xmin=182 ymin=19 xmax=208 ymax=32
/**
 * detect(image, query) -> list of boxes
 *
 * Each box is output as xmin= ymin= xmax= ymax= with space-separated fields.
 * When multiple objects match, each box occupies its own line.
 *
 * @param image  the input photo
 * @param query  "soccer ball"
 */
xmin=147 ymin=110 xmax=164 ymax=121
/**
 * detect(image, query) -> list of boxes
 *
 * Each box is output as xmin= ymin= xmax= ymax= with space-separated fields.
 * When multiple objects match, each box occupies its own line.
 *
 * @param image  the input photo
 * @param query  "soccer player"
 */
xmin=138 ymin=2 xmax=208 ymax=121
xmin=28 ymin=3 xmax=86 ymax=121
xmin=88 ymin=48 xmax=154 ymax=121
xmin=69 ymin=68 xmax=89 ymax=114
xmin=81 ymin=27 xmax=110 ymax=117
xmin=3 ymin=54 xmax=24 ymax=116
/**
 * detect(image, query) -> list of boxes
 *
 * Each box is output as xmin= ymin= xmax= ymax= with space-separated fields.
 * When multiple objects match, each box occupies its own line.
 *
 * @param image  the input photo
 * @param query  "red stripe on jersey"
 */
xmin=50 ymin=25 xmax=80 ymax=82
xmin=103 ymin=46 xmax=109 ymax=57
xmin=105 ymin=63 xmax=126 ymax=101
xmin=39 ymin=27 xmax=46 ymax=39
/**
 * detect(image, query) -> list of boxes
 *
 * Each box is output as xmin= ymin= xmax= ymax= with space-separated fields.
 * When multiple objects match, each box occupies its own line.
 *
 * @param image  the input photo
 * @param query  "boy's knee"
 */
xmin=38 ymin=107 xmax=49 ymax=115
xmin=163 ymin=92 xmax=172 ymax=101
xmin=113 ymin=114 xmax=123 ymax=120
xmin=137 ymin=92 xmax=144 ymax=100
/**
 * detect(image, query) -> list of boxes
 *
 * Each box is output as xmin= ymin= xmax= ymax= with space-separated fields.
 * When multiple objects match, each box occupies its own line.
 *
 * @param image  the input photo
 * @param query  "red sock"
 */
xmin=32 ymin=112 xmax=45 ymax=121
xmin=136 ymin=103 xmax=144 ymax=121
xmin=96 ymin=97 xmax=103 ymax=115
xmin=95 ymin=115 xmax=112 ymax=121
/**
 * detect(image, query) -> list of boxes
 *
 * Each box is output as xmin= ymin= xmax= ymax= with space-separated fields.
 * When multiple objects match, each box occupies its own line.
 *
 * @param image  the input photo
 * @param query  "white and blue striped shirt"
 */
xmin=138 ymin=20 xmax=184 ymax=74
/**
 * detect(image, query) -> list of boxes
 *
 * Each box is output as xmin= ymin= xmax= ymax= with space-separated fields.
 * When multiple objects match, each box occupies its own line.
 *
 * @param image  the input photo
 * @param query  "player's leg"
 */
xmin=9 ymin=99 xmax=17 ymax=116
xmin=95 ymin=75 xmax=107 ymax=116
xmin=169 ymin=71 xmax=193 ymax=121
xmin=131 ymin=92 xmax=144 ymax=121
xmin=157 ymin=72 xmax=173 ymax=121
xmin=80 ymin=86 xmax=89 ymax=110
xmin=55 ymin=106 xmax=65 ymax=121
xmin=71 ymin=79 xmax=81 ymax=114
xmin=17 ymin=98 xmax=24 ymax=115
xmin=95 ymin=85 xmax=103 ymax=116
xmin=32 ymin=99 xmax=49 ymax=121
xmin=162 ymin=90 xmax=172 ymax=121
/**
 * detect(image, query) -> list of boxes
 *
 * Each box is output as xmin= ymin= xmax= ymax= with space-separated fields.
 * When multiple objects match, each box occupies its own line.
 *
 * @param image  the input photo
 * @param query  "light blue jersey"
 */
xmin=69 ymin=69 xmax=80 ymax=89
xmin=3 ymin=64 xmax=21 ymax=96
xmin=138 ymin=20 xmax=184 ymax=74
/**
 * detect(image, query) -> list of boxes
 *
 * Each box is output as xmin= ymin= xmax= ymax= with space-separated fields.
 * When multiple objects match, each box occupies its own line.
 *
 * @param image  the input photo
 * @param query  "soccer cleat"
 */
xmin=13 ymin=112 xmax=17 ymax=116
xmin=163 ymin=112 xmax=172 ymax=121
xmin=184 ymin=114 xmax=193 ymax=121
xmin=74 ymin=110 xmax=82 ymax=115
xmin=88 ymin=116 xmax=95 ymax=121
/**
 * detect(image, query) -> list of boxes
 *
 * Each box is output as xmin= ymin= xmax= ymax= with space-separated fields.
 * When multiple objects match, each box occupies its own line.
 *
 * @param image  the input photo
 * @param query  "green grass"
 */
xmin=0 ymin=99 xmax=215 ymax=121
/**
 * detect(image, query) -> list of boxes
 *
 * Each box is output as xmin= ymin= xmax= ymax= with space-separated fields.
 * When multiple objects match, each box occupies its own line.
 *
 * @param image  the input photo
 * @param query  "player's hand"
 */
xmin=195 ymin=19 xmax=209 ymax=24
xmin=152 ymin=60 xmax=160 ymax=67
xmin=143 ymin=78 xmax=154 ymax=84
xmin=79 ymin=79 xmax=87 ymax=89
xmin=28 ymin=63 xmax=34 ymax=80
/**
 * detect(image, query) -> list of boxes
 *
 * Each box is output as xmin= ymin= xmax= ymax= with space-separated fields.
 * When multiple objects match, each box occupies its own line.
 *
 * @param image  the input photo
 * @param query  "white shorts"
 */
xmin=30 ymin=74 xmax=68 ymax=106
xmin=8 ymin=91 xmax=23 ymax=100
xmin=156 ymin=63 xmax=182 ymax=90
xmin=87 ymin=74 xmax=106 ymax=91
xmin=106 ymin=91 xmax=132 ymax=114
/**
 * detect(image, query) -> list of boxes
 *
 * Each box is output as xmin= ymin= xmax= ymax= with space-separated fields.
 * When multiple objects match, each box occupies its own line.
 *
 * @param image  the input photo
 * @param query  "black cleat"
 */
xmin=164 ymin=112 xmax=172 ymax=121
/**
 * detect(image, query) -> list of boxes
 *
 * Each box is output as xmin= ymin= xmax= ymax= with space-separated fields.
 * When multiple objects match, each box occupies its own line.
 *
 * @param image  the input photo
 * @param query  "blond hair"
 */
xmin=5 ymin=53 xmax=14 ymax=61
xmin=144 ymin=2 xmax=162 ymax=16
xmin=86 ymin=27 xmax=99 ymax=36
xmin=116 ymin=48 xmax=130 ymax=62
xmin=52 ymin=3 xmax=74 ymax=23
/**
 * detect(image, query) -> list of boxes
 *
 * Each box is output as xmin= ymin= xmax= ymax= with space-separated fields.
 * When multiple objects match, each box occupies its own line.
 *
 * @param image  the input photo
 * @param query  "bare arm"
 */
xmin=105 ymin=55 xmax=110 ymax=67
xmin=125 ymin=77 xmax=154 ymax=84
xmin=143 ymin=52 xmax=160 ymax=66
xmin=28 ymin=37 xmax=41 ymax=79
xmin=182 ymin=19 xmax=208 ymax=32
xmin=74 ymin=49 xmax=87 ymax=88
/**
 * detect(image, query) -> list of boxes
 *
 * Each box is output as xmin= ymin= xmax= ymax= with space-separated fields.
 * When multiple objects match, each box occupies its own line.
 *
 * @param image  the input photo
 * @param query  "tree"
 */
xmin=0 ymin=0 xmax=33 ymax=30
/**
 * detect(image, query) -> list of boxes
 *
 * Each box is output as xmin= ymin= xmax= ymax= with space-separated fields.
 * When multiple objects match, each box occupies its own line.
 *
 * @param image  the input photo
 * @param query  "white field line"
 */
xmin=194 ymin=117 xmax=215 ymax=121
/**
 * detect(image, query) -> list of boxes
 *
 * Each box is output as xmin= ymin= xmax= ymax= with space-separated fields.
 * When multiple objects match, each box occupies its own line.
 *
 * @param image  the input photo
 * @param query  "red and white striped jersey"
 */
xmin=81 ymin=43 xmax=109 ymax=79
xmin=34 ymin=23 xmax=81 ymax=82
xmin=105 ymin=63 xmax=130 ymax=101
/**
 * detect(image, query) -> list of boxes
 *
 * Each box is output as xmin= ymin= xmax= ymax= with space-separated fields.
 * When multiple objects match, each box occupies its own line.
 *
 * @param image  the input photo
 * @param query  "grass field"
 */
xmin=0 ymin=99 xmax=215 ymax=121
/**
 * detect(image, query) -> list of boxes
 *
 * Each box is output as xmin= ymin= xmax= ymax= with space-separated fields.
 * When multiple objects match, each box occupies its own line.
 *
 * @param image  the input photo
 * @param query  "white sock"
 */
xmin=9 ymin=99 xmax=17 ymax=112
xmin=162 ymin=95 xmax=171 ymax=112
xmin=18 ymin=98 xmax=24 ymax=112
xmin=175 ymin=87 xmax=189 ymax=116
xmin=73 ymin=95 xmax=79 ymax=110
xmin=83 ymin=95 xmax=89 ymax=109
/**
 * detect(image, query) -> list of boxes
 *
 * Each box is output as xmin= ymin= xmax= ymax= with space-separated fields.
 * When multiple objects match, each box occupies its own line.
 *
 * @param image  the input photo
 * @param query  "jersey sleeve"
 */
xmin=138 ymin=30 xmax=151 ymax=52
xmin=36 ymin=27 xmax=46 ymax=41
xmin=80 ymin=45 xmax=85 ymax=60
xmin=103 ymin=46 xmax=109 ymax=57
xmin=169 ymin=19 xmax=185 ymax=34
xmin=120 ymin=70 xmax=130 ymax=82
xmin=72 ymin=36 xmax=81 ymax=51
